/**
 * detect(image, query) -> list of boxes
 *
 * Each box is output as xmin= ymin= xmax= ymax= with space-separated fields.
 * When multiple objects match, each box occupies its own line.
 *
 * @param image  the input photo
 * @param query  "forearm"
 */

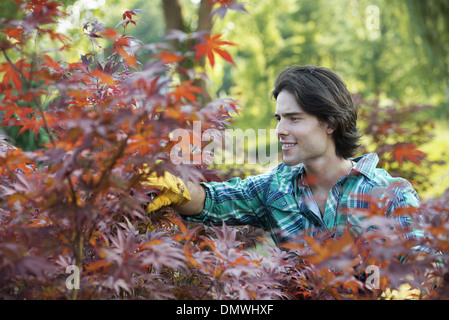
xmin=173 ymin=181 xmax=206 ymax=216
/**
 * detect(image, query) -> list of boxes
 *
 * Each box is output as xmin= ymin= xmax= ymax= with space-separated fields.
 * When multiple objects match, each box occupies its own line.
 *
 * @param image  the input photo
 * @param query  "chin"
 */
xmin=282 ymin=157 xmax=301 ymax=167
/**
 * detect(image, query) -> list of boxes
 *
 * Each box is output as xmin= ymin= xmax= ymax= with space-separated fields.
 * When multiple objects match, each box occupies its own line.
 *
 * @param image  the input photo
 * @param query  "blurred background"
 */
xmin=1 ymin=0 xmax=448 ymax=200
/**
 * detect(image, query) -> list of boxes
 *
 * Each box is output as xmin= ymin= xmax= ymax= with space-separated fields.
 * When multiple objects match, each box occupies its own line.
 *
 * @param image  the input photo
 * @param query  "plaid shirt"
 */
xmin=182 ymin=153 xmax=420 ymax=246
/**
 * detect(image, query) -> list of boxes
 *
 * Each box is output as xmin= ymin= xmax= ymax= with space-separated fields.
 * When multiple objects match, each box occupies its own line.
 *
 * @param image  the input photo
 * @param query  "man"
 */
xmin=145 ymin=65 xmax=420 ymax=246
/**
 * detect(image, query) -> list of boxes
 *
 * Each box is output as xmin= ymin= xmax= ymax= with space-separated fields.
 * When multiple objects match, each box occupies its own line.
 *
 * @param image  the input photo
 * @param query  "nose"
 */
xmin=275 ymin=118 xmax=288 ymax=139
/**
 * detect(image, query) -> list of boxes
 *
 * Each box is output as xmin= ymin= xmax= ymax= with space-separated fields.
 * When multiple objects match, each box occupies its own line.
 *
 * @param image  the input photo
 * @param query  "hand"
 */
xmin=142 ymin=170 xmax=191 ymax=212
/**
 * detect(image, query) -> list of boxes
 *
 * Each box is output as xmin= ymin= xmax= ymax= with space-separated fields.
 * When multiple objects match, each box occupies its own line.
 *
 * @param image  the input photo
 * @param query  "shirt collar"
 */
xmin=350 ymin=153 xmax=379 ymax=180
xmin=290 ymin=163 xmax=304 ymax=180
xmin=291 ymin=153 xmax=379 ymax=184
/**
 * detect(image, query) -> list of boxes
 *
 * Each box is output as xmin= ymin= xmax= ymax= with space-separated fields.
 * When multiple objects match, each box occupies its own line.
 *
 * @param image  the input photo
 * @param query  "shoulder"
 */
xmin=364 ymin=168 xmax=420 ymax=209
xmin=350 ymin=153 xmax=420 ymax=207
xmin=352 ymin=153 xmax=413 ymax=189
xmin=370 ymin=168 xmax=410 ymax=187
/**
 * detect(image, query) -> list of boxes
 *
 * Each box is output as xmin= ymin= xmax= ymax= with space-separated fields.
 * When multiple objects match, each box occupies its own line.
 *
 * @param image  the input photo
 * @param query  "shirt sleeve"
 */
xmin=180 ymin=174 xmax=270 ymax=229
xmin=386 ymin=180 xmax=420 ymax=212
xmin=385 ymin=179 xmax=422 ymax=239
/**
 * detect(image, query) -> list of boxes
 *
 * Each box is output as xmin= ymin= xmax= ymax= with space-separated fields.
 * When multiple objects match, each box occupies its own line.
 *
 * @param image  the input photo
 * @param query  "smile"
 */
xmin=281 ymin=143 xmax=297 ymax=151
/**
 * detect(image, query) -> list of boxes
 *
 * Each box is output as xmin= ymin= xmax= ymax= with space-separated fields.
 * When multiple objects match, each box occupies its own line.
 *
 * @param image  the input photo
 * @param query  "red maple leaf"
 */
xmin=194 ymin=33 xmax=236 ymax=68
xmin=168 ymin=80 xmax=203 ymax=103
xmin=392 ymin=143 xmax=427 ymax=166
xmin=155 ymin=52 xmax=184 ymax=64
xmin=17 ymin=116 xmax=43 ymax=138
xmin=0 ymin=59 xmax=32 ymax=93
xmin=4 ymin=27 xmax=25 ymax=44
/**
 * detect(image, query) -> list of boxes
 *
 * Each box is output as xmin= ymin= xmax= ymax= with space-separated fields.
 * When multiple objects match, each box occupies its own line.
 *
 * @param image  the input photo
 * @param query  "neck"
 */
xmin=303 ymin=156 xmax=353 ymax=190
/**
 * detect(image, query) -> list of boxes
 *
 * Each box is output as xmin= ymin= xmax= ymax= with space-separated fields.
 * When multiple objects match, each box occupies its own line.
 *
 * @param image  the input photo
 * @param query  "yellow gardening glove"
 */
xmin=142 ymin=170 xmax=191 ymax=213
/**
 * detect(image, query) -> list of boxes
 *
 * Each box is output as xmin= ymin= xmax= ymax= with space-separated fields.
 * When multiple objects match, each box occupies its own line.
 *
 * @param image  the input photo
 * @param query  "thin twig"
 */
xmin=95 ymin=134 xmax=129 ymax=190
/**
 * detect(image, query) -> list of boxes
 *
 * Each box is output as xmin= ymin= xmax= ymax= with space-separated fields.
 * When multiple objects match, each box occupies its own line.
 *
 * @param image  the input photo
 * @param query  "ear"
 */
xmin=326 ymin=117 xmax=337 ymax=134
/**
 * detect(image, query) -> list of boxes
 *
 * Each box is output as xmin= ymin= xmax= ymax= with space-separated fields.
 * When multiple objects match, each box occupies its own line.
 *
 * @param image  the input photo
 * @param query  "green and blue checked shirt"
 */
xmin=182 ymin=153 xmax=420 ymax=246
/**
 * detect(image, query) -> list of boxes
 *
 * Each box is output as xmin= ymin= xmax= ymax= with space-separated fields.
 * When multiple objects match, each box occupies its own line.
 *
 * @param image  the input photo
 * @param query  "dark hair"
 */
xmin=271 ymin=65 xmax=361 ymax=159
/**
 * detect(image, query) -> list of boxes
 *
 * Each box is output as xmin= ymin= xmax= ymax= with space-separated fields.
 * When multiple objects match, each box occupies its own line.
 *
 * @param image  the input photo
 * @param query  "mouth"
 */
xmin=280 ymin=142 xmax=297 ymax=151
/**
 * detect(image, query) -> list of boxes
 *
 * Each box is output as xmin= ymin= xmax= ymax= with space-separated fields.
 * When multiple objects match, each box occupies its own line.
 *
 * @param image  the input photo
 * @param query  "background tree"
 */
xmin=1 ymin=0 xmax=449 ymax=302
xmin=405 ymin=0 xmax=449 ymax=101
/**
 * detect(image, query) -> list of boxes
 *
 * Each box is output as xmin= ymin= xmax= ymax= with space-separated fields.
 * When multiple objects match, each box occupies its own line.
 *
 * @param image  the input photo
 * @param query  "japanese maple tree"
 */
xmin=0 ymin=0 xmax=253 ymax=299
xmin=1 ymin=0 xmax=449 ymax=301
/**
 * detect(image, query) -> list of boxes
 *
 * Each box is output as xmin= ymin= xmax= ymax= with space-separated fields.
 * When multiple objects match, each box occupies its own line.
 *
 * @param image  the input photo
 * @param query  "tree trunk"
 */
xmin=162 ymin=0 xmax=185 ymax=33
xmin=197 ymin=0 xmax=213 ymax=33
xmin=161 ymin=0 xmax=213 ymax=104
xmin=194 ymin=0 xmax=213 ymax=103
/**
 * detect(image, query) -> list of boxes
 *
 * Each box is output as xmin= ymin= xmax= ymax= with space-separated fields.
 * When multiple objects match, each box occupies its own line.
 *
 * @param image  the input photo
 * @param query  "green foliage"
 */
xmin=1 ymin=0 xmax=449 ymax=301
xmin=210 ymin=0 xmax=448 ymax=124
xmin=405 ymin=0 xmax=449 ymax=92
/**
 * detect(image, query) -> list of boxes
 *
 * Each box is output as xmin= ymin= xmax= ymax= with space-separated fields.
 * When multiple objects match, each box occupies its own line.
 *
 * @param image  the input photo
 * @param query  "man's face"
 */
xmin=275 ymin=90 xmax=335 ymax=166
